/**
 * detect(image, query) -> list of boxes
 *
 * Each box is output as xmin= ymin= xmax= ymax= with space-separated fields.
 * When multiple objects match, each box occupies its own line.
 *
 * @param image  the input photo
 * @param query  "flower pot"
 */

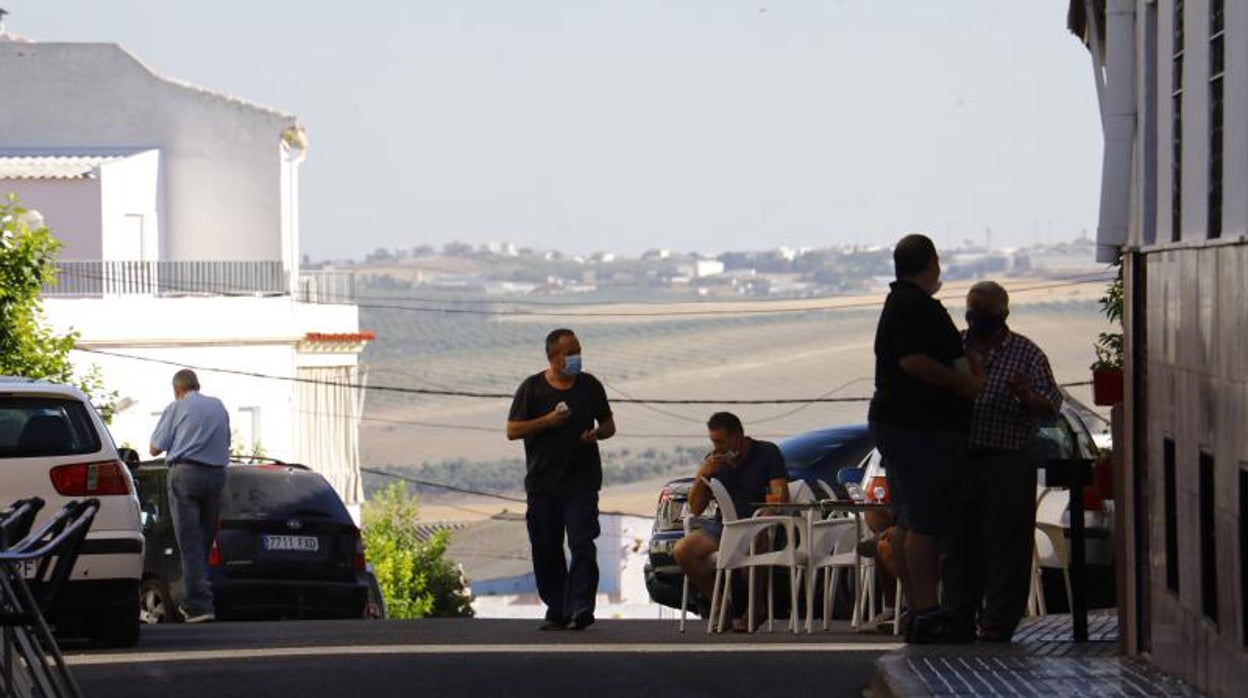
xmin=1092 ymin=368 xmax=1124 ymax=406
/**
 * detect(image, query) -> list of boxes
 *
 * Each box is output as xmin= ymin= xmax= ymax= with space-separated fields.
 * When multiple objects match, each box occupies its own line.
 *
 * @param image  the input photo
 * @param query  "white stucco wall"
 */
xmin=470 ymin=515 xmax=664 ymax=619
xmin=99 ymin=150 xmax=160 ymax=261
xmin=0 ymin=42 xmax=298 ymax=263
xmin=44 ymin=296 xmax=361 ymax=463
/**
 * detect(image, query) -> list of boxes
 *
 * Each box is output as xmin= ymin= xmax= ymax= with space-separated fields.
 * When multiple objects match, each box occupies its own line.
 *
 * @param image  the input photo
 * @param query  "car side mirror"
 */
xmin=118 ymin=447 xmax=141 ymax=473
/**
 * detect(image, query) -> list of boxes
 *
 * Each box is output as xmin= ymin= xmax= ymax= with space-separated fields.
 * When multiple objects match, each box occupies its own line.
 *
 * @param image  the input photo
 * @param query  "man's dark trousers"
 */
xmin=526 ymin=491 xmax=600 ymax=623
xmin=943 ymin=448 xmax=1038 ymax=638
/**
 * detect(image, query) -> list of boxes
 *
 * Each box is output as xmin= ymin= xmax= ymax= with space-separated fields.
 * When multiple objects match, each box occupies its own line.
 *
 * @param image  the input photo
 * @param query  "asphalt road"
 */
xmin=64 ymin=619 xmax=901 ymax=698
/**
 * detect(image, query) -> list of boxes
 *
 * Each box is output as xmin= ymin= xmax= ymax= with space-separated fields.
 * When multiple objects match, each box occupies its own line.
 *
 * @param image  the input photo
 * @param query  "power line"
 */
xmin=79 ymin=347 xmax=1096 ymax=408
xmin=361 ymin=467 xmax=653 ymax=519
xmin=77 ymin=347 xmax=874 ymax=404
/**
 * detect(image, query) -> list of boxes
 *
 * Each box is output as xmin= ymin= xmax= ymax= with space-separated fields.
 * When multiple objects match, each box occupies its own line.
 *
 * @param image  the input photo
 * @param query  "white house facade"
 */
xmin=0 ymin=32 xmax=369 ymax=512
xmin=1072 ymin=1 xmax=1248 ymax=694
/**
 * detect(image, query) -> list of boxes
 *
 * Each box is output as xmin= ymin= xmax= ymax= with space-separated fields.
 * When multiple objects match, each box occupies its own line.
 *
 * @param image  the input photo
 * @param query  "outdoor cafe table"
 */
xmin=751 ymin=499 xmax=892 ymax=631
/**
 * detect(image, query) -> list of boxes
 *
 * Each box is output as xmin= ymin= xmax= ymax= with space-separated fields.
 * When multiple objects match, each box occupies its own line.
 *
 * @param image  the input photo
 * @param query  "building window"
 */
xmin=1208 ymin=0 xmax=1224 ymax=239
xmin=1240 ymin=464 xmax=1247 ymax=647
xmin=1200 ymin=450 xmax=1217 ymax=624
xmin=1172 ymin=0 xmax=1185 ymax=241
xmin=1165 ymin=438 xmax=1179 ymax=593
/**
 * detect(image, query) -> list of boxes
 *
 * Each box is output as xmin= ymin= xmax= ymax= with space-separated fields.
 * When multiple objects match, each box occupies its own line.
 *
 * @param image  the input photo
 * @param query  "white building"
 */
xmin=0 ymin=32 xmax=369 ymax=512
xmin=692 ymin=259 xmax=725 ymax=277
xmin=1072 ymin=1 xmax=1247 ymax=694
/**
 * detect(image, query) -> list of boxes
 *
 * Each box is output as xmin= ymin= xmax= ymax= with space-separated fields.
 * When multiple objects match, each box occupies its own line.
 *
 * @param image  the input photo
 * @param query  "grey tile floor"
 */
xmin=876 ymin=612 xmax=1205 ymax=697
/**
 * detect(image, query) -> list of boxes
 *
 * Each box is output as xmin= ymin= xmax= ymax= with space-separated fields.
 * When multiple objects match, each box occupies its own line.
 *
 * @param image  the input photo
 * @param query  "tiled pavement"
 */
xmin=869 ymin=612 xmax=1205 ymax=697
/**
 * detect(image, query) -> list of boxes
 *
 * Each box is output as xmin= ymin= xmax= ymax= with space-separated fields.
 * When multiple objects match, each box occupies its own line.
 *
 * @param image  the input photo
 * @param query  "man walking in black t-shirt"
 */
xmin=868 ymin=233 xmax=984 ymax=643
xmin=507 ymin=328 xmax=616 ymax=630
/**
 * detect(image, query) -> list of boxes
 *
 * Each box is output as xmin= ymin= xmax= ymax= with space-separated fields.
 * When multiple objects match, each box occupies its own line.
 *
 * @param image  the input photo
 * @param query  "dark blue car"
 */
xmin=642 ymin=424 xmax=873 ymax=613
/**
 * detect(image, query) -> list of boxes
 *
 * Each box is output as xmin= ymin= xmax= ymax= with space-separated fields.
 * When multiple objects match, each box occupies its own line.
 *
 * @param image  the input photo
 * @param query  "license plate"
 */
xmin=263 ymin=535 xmax=319 ymax=552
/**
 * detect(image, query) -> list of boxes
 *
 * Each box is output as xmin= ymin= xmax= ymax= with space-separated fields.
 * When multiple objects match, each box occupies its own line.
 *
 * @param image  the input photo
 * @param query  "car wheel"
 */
xmin=88 ymin=584 xmax=141 ymax=648
xmin=139 ymin=579 xmax=175 ymax=625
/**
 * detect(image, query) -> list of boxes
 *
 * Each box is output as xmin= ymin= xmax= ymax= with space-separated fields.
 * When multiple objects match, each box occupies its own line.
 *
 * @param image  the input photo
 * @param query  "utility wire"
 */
xmin=361 ymin=467 xmax=654 ymax=519
xmin=77 ymin=347 xmax=873 ymax=404
xmin=79 ymin=347 xmax=1095 ymax=406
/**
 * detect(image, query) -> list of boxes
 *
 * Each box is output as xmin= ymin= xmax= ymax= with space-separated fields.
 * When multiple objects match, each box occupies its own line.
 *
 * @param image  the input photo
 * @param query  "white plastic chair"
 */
xmin=1025 ymin=544 xmax=1047 ymax=617
xmin=789 ymin=479 xmax=816 ymax=505
xmin=804 ymin=514 xmax=861 ymax=632
xmin=1035 ymin=521 xmax=1073 ymax=614
xmin=704 ymin=477 xmax=807 ymax=634
xmin=677 ymin=510 xmax=714 ymax=632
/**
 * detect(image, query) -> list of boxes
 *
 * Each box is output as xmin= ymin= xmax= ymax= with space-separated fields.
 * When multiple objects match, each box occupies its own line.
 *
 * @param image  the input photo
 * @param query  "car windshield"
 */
xmin=221 ymin=467 xmax=351 ymax=522
xmin=0 ymin=397 xmax=102 ymax=458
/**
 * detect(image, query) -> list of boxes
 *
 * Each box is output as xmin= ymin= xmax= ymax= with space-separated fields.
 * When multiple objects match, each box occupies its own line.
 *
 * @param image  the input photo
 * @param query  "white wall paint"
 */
xmin=0 ymin=42 xmax=297 ymax=264
xmin=99 ymin=150 xmax=160 ymax=261
xmin=45 ymin=296 xmax=361 ymax=464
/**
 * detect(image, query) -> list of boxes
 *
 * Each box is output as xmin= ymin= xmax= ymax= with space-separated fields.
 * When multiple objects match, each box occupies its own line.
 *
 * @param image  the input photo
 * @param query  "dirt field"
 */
xmin=359 ymin=278 xmax=1112 ymax=520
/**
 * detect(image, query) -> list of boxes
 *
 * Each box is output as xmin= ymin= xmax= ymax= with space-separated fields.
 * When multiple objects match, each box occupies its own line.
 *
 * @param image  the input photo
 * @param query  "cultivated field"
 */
xmin=359 ymin=277 xmax=1112 ymax=518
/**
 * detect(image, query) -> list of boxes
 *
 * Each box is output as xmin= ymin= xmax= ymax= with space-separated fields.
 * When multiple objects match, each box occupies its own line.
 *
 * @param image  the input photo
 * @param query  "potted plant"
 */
xmin=1091 ymin=255 xmax=1124 ymax=405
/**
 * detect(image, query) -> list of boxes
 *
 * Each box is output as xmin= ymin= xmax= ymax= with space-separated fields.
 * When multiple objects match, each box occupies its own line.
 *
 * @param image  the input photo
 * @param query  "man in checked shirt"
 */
xmin=942 ymin=280 xmax=1062 ymax=643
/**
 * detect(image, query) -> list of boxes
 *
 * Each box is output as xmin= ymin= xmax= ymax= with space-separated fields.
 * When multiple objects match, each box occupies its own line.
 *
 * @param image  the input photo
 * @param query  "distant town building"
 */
xmin=692 ymin=258 xmax=725 ymax=278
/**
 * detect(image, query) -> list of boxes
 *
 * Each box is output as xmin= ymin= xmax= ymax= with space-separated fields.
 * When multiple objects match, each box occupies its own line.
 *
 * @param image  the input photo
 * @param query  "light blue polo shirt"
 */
xmin=150 ymin=391 xmax=231 ymax=466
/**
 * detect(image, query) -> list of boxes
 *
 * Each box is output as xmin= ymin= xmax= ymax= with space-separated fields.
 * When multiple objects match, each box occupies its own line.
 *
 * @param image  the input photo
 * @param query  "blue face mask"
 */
xmin=561 ymin=354 xmax=583 ymax=377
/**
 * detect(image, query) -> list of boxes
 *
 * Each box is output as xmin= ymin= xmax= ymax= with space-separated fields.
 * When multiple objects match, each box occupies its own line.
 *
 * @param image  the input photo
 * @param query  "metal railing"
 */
xmin=1 ymin=497 xmax=99 ymax=698
xmin=297 ymin=269 xmax=357 ymax=305
xmin=40 ymin=261 xmax=356 ymax=304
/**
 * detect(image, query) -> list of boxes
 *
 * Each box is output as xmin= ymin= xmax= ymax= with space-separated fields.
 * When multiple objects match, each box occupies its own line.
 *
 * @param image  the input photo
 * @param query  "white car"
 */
xmin=0 ymin=377 xmax=143 ymax=646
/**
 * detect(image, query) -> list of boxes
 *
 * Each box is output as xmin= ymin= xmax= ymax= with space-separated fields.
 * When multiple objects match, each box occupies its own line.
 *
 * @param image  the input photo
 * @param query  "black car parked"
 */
xmin=134 ymin=459 xmax=379 ymax=622
xmin=643 ymin=423 xmax=874 ymax=614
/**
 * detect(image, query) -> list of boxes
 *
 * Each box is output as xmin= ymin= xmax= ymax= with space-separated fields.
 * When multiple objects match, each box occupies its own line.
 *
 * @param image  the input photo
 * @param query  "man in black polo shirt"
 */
xmin=674 ymin=411 xmax=788 ymax=631
xmin=507 ymin=329 xmax=616 ymax=631
xmin=869 ymin=233 xmax=984 ymax=642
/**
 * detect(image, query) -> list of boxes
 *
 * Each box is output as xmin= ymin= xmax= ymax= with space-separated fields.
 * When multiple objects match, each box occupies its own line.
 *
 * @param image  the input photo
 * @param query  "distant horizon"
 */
xmin=308 ymin=230 xmax=1099 ymax=265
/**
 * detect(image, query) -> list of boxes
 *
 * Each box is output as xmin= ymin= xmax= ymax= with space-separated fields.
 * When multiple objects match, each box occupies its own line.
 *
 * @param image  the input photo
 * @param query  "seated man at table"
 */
xmin=673 ymin=411 xmax=789 ymax=630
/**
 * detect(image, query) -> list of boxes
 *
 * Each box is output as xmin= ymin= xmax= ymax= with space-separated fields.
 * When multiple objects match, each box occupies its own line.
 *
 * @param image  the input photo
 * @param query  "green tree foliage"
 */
xmin=1091 ymin=254 xmax=1124 ymax=371
xmin=362 ymin=482 xmax=474 ymax=619
xmin=0 ymin=195 xmax=116 ymax=418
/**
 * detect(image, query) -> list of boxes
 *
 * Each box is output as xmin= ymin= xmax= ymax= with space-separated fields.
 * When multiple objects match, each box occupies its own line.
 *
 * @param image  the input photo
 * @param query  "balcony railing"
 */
xmin=297 ymin=269 xmax=358 ymax=305
xmin=41 ymin=261 xmax=356 ymax=304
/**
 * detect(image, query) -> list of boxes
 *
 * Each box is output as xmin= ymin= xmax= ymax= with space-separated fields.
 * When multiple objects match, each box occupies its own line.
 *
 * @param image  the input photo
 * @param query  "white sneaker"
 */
xmin=180 ymin=607 xmax=216 ymax=623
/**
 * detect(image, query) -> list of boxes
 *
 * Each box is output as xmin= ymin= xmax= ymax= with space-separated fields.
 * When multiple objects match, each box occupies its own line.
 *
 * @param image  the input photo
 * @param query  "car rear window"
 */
xmin=0 ymin=397 xmax=102 ymax=458
xmin=221 ymin=467 xmax=352 ymax=522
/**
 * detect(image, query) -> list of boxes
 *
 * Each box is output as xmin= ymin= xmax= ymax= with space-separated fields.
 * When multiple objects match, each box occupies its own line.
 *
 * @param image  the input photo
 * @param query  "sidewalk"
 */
xmin=869 ymin=611 xmax=1205 ymax=697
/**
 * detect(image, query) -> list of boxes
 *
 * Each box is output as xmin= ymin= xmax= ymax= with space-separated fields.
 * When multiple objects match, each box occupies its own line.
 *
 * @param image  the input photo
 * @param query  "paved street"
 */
xmin=65 ymin=619 xmax=901 ymax=698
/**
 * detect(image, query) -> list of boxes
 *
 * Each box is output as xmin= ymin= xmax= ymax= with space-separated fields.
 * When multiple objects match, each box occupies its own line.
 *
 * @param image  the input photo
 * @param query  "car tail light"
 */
xmin=49 ymin=460 xmax=132 ymax=496
xmin=865 ymin=475 xmax=889 ymax=504
xmin=207 ymin=538 xmax=221 ymax=568
xmin=353 ymin=528 xmax=367 ymax=573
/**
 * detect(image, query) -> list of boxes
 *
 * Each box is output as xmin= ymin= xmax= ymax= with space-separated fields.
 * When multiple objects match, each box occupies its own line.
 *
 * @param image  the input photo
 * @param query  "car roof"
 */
xmin=0 ymin=378 xmax=88 ymax=399
xmin=779 ymin=423 xmax=872 ymax=470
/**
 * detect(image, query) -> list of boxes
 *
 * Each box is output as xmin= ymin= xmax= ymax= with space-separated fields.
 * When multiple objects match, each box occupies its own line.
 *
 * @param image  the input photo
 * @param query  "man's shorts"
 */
xmin=687 ymin=516 xmax=723 ymax=542
xmin=870 ymin=422 xmax=966 ymax=537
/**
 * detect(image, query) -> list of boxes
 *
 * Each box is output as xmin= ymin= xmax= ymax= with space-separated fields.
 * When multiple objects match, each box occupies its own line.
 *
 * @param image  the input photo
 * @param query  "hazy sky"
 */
xmin=6 ymin=1 xmax=1102 ymax=260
